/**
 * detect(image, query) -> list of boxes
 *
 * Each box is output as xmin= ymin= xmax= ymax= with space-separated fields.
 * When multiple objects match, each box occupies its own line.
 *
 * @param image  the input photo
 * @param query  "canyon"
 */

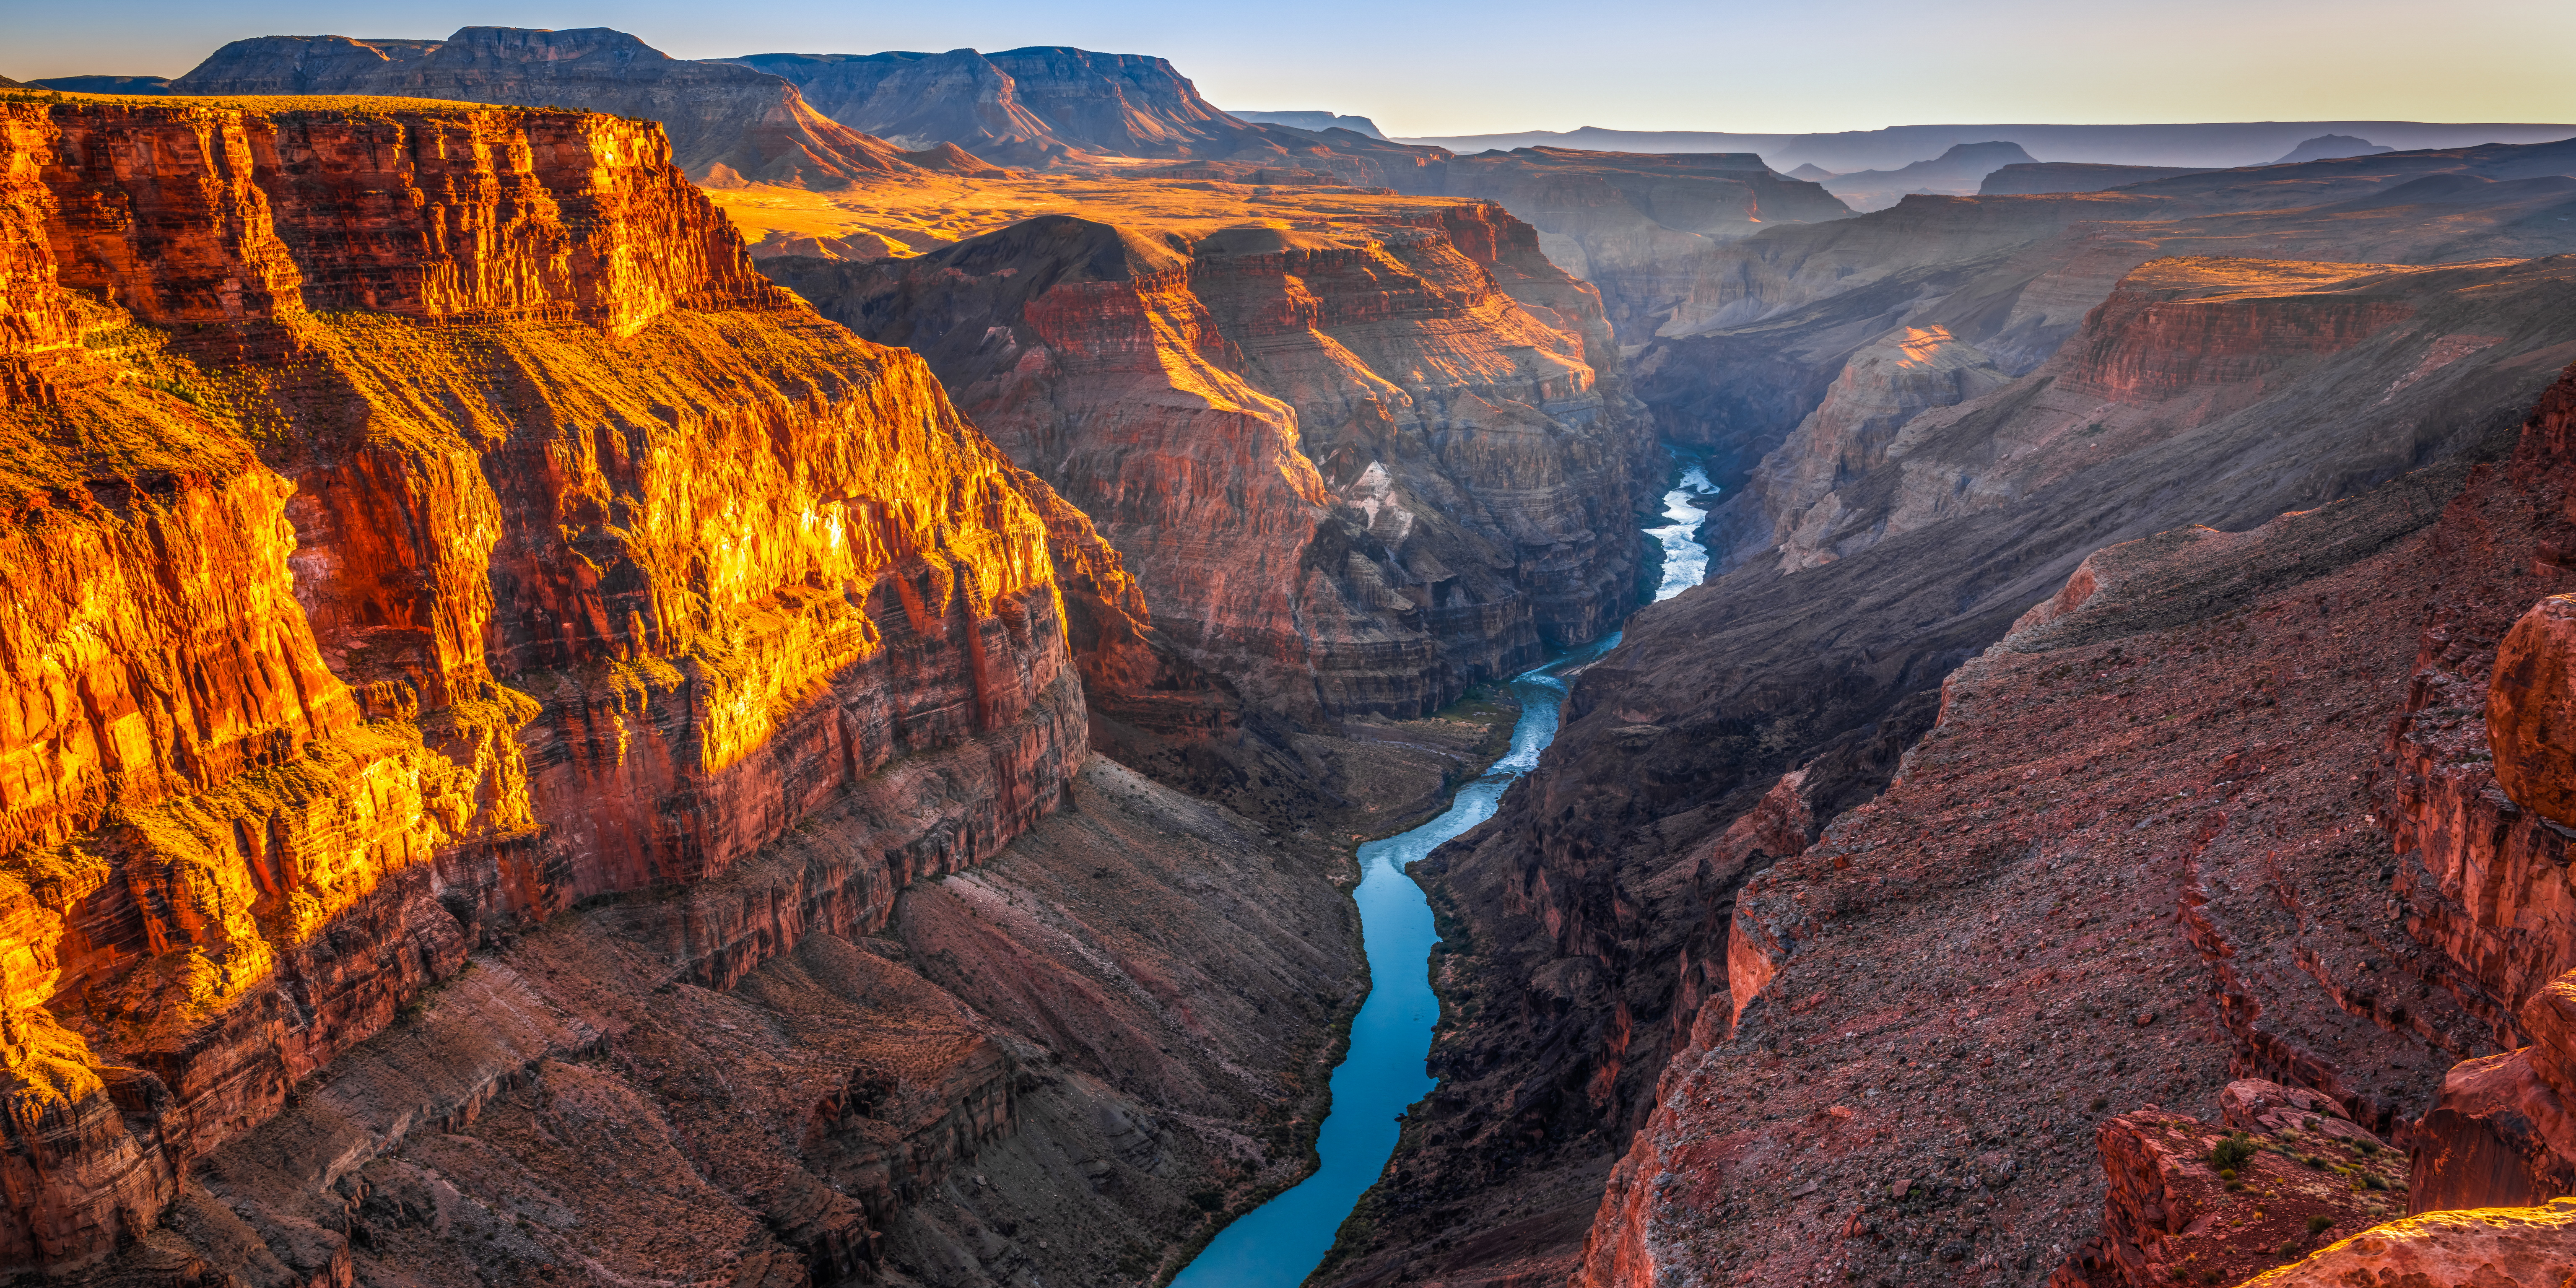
xmin=756 ymin=184 xmax=1658 ymax=778
xmin=0 ymin=89 xmax=1447 ymax=1286
xmin=1558 ymin=352 xmax=2576 ymax=1287
xmin=1626 ymin=137 xmax=2576 ymax=485
xmin=1316 ymin=242 xmax=2576 ymax=1285
xmin=9 ymin=31 xmax=2576 ymax=1288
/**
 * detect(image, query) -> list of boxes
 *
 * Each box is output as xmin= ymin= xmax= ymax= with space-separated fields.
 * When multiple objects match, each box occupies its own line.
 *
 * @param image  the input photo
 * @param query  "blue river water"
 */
xmin=1169 ymin=459 xmax=1717 ymax=1288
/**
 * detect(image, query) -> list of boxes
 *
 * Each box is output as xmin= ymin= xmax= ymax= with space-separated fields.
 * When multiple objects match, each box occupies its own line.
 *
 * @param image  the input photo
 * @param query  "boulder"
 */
xmin=2409 ymin=968 xmax=2576 ymax=1213
xmin=2487 ymin=594 xmax=2576 ymax=826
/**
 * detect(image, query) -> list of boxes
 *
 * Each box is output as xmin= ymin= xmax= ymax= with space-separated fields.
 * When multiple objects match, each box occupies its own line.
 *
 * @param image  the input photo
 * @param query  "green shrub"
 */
xmin=2210 ymin=1134 xmax=2259 ymax=1173
xmin=2307 ymin=1215 xmax=2334 ymax=1234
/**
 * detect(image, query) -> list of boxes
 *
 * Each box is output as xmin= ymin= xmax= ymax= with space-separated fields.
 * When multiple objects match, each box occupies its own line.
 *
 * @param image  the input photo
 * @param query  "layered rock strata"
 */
xmin=0 ymin=94 xmax=1105 ymax=1274
xmin=70 ymin=753 xmax=1366 ymax=1288
xmin=1632 ymin=138 xmax=2576 ymax=489
xmin=169 ymin=28 xmax=976 ymax=190
xmin=1317 ymin=255 xmax=2576 ymax=1284
xmin=728 ymin=47 xmax=1443 ymax=187
xmin=1730 ymin=256 xmax=2576 ymax=577
xmin=766 ymin=201 xmax=1654 ymax=730
xmin=1418 ymin=148 xmax=1853 ymax=335
xmin=1553 ymin=360 xmax=2576 ymax=1288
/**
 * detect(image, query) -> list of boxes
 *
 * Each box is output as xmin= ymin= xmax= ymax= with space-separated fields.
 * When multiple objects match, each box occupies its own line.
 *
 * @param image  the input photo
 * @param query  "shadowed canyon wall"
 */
xmin=1557 ymin=357 xmax=2576 ymax=1287
xmin=1313 ymin=253 xmax=2576 ymax=1285
xmin=1626 ymin=138 xmax=2576 ymax=492
xmin=1418 ymin=148 xmax=1856 ymax=341
xmin=0 ymin=93 xmax=1150 ymax=1276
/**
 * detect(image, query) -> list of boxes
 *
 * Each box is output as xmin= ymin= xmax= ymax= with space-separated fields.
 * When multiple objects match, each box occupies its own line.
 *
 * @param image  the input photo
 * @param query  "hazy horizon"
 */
xmin=3 ymin=0 xmax=2571 ymax=138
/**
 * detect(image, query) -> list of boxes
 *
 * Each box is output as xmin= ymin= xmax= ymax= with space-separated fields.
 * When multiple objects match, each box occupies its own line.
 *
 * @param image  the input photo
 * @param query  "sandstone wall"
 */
xmin=770 ymin=200 xmax=1654 ymax=727
xmin=0 ymin=95 xmax=1090 ymax=1271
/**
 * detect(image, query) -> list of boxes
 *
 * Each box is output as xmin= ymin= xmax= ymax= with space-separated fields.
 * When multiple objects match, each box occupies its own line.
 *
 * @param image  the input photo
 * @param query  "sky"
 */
xmin=4 ymin=0 xmax=2572 ymax=138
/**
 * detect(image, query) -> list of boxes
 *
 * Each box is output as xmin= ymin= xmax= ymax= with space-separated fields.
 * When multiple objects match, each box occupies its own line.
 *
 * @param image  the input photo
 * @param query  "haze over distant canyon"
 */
xmin=7 ymin=14 xmax=2576 ymax=1288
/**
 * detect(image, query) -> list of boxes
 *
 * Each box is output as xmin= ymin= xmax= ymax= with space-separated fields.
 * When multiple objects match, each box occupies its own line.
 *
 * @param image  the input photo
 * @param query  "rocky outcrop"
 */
xmin=766 ymin=200 xmax=1654 ymax=729
xmin=726 ymin=47 xmax=1445 ymax=187
xmin=2399 ymin=513 xmax=2576 ymax=1218
xmin=0 ymin=94 xmax=1096 ymax=1274
xmin=2369 ymin=370 xmax=2576 ymax=1043
xmin=2487 ymin=593 xmax=2576 ymax=827
xmin=2050 ymin=1091 xmax=2405 ymax=1288
xmin=168 ymin=27 xmax=967 ymax=190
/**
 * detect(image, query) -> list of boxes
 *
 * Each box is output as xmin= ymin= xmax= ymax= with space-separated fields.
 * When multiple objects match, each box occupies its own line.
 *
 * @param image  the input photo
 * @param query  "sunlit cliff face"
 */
xmin=0 ymin=93 xmax=1095 ymax=1267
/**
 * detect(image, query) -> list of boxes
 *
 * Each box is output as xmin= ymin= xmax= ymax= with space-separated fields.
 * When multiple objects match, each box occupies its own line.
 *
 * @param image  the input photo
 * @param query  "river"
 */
xmin=1168 ymin=459 xmax=1718 ymax=1287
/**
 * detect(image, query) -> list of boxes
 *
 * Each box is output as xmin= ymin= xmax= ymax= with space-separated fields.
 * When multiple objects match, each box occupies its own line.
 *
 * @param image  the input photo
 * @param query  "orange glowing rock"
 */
xmin=0 ymin=93 xmax=1092 ymax=1268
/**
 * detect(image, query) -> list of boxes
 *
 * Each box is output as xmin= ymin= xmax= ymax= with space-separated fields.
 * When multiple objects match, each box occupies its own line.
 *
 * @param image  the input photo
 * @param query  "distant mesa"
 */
xmin=1786 ymin=162 xmax=1836 ymax=182
xmin=1226 ymin=109 xmax=1386 ymax=139
xmin=169 ymin=27 xmax=977 ymax=190
xmin=31 ymin=74 xmax=170 ymax=94
xmin=1978 ymin=160 xmax=2218 ymax=195
xmin=1819 ymin=140 xmax=2037 ymax=210
xmin=2272 ymin=132 xmax=2396 ymax=164
xmin=722 ymin=48 xmax=1434 ymax=187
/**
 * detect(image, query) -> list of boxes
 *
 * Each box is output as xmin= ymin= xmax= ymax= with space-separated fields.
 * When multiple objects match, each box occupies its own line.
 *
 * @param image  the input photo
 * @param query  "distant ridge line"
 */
xmin=1396 ymin=121 xmax=2576 ymax=172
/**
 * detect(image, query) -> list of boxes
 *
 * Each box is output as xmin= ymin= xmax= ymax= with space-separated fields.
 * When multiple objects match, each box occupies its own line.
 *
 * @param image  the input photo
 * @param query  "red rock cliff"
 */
xmin=0 ymin=94 xmax=1088 ymax=1270
xmin=769 ymin=198 xmax=1654 ymax=727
